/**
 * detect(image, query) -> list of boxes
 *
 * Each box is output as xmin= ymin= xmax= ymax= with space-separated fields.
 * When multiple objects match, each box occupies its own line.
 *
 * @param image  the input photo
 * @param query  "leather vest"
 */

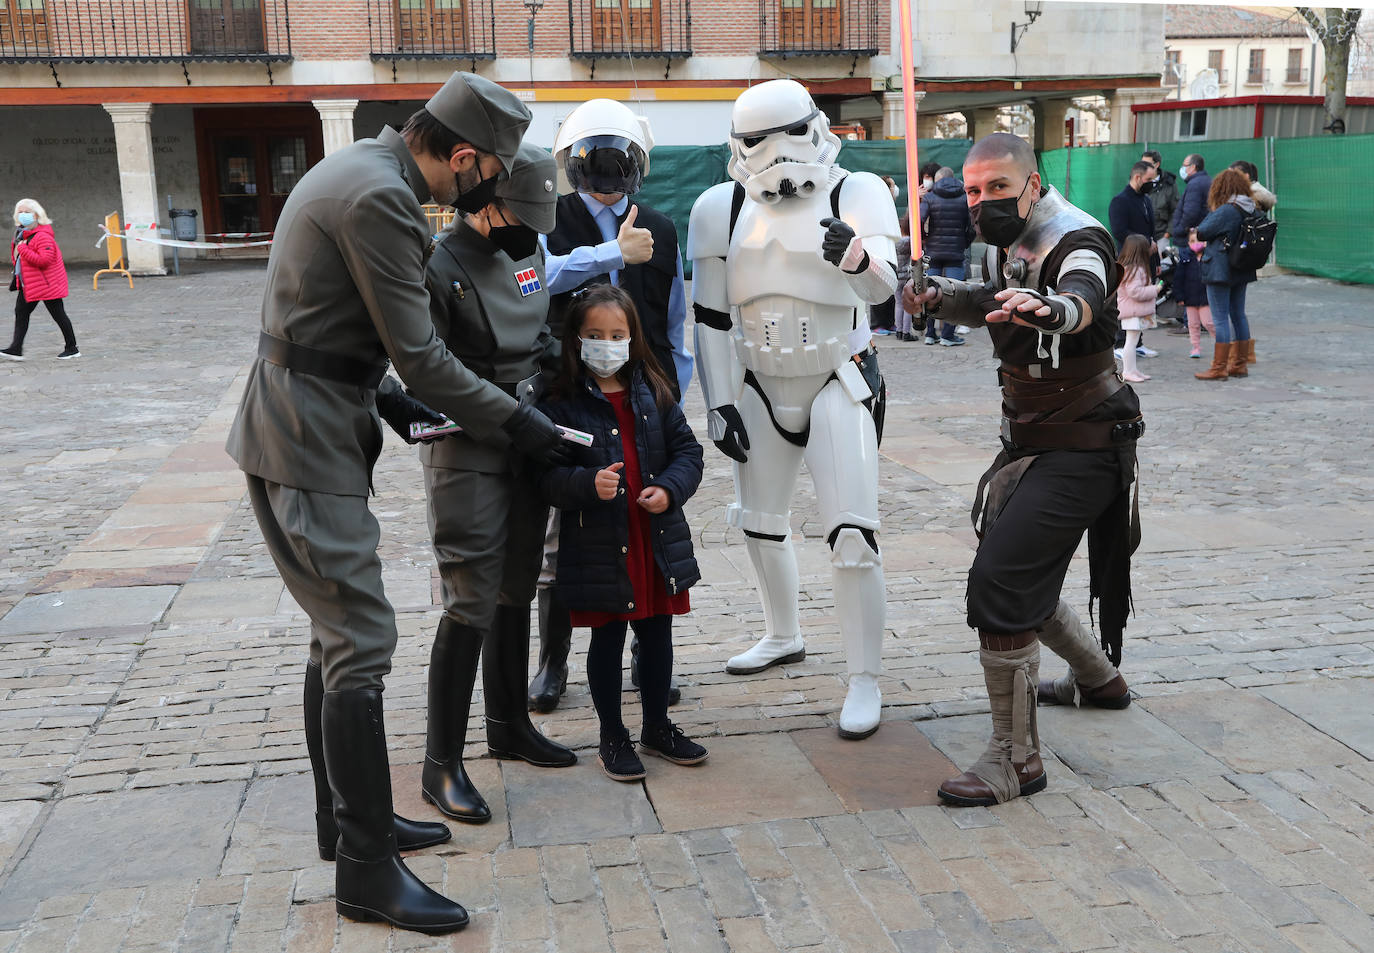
xmin=546 ymin=193 xmax=679 ymax=399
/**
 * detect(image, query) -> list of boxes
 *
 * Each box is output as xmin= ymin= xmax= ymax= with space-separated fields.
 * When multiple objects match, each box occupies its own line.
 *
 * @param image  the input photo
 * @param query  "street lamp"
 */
xmin=525 ymin=0 xmax=545 ymax=84
xmin=1010 ymin=1 xmax=1043 ymax=54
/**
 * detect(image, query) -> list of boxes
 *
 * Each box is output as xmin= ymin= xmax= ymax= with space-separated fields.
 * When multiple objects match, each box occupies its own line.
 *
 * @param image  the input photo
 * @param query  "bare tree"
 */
xmin=1296 ymin=6 xmax=1364 ymax=132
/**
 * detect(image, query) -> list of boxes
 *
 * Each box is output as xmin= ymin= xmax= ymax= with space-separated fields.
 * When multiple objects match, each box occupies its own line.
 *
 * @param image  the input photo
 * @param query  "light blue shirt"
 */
xmin=540 ymin=193 xmax=693 ymax=402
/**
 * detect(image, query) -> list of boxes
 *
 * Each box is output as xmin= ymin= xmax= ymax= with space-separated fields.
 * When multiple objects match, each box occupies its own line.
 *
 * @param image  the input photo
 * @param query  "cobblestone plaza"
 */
xmin=0 ymin=265 xmax=1371 ymax=952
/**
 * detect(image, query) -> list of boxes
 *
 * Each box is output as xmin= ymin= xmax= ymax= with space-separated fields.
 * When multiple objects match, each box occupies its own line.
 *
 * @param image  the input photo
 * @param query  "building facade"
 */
xmin=1163 ymin=5 xmax=1323 ymax=102
xmin=1 ymin=0 xmax=1164 ymax=268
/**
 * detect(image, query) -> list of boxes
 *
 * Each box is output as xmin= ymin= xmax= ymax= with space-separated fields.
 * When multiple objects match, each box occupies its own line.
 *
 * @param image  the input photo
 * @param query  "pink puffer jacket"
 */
xmin=1116 ymin=264 xmax=1155 ymax=321
xmin=12 ymin=224 xmax=70 ymax=303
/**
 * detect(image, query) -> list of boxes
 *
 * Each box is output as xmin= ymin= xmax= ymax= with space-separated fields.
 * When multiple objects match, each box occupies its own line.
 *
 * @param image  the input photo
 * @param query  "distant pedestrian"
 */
xmin=919 ymin=167 xmax=973 ymax=346
xmin=1229 ymin=160 xmax=1276 ymax=212
xmin=1193 ymin=169 xmax=1258 ymax=382
xmin=4 ymin=199 xmax=79 ymax=361
xmin=893 ymin=215 xmax=917 ymax=341
xmin=1170 ymin=154 xmax=1214 ymax=358
xmin=1108 ymin=161 xmax=1159 ymax=360
xmin=1140 ymin=150 xmax=1178 ymax=245
xmin=1115 ymin=235 xmax=1157 ymax=383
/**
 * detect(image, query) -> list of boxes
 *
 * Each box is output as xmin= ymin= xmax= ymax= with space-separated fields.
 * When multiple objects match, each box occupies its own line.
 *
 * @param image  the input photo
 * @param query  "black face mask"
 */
xmin=452 ymin=168 xmax=500 ymax=215
xmin=489 ymin=223 xmax=539 ymax=261
xmin=972 ymin=175 xmax=1034 ymax=248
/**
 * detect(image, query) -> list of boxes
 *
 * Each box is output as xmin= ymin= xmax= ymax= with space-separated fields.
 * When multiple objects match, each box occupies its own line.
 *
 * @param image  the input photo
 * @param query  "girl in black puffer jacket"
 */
xmin=537 ymin=285 xmax=706 ymax=783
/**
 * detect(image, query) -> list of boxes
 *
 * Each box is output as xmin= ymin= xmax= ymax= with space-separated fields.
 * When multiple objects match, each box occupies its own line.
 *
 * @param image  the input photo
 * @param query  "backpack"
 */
xmin=1226 ymin=208 xmax=1277 ymax=271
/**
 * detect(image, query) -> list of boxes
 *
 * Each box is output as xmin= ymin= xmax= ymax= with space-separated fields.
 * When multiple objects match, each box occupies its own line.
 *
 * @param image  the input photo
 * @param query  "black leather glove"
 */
xmin=375 ymin=387 xmax=446 ymax=444
xmin=708 ymin=405 xmax=750 ymax=463
xmin=502 ymin=403 xmax=573 ymax=466
xmin=819 ymin=217 xmax=866 ymax=272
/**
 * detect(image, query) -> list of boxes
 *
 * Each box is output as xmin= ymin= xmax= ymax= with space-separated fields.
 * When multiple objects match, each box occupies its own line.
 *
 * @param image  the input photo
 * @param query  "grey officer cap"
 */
xmin=496 ymin=143 xmax=559 ymax=234
xmin=425 ymin=72 xmax=532 ymax=174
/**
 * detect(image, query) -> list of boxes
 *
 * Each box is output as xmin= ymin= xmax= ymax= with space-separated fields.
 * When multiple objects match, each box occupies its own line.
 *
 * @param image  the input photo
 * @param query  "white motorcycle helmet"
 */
xmin=554 ymin=98 xmax=654 ymax=195
xmin=728 ymin=80 xmax=841 ymax=205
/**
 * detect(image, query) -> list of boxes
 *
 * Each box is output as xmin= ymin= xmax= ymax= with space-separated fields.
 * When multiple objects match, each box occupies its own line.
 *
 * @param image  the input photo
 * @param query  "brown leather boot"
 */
xmin=938 ymin=633 xmax=1047 ymax=807
xmin=1195 ymin=341 xmax=1229 ymax=380
xmin=1246 ymin=338 xmax=1257 ymax=364
xmin=1227 ymin=341 xmax=1249 ymax=377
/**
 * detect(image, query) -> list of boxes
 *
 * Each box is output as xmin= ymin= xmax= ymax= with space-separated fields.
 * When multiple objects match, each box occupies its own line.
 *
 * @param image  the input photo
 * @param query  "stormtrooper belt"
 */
xmin=258 ymin=331 xmax=388 ymax=389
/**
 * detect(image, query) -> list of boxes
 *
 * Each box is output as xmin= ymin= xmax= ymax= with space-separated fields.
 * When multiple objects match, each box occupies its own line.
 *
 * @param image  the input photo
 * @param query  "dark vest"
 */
xmin=546 ymin=193 xmax=680 ymax=400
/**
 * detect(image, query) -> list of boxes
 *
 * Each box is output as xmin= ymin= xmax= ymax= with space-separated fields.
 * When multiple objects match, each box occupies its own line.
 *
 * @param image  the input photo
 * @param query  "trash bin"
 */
xmin=169 ymin=208 xmax=198 ymax=242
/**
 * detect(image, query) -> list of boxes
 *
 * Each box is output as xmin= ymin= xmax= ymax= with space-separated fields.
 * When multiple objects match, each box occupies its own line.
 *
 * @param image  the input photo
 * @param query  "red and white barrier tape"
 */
xmin=97 ymin=224 xmax=273 ymax=251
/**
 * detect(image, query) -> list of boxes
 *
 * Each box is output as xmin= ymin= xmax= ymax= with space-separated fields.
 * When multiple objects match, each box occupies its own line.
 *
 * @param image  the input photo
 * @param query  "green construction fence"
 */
xmin=1036 ymin=133 xmax=1373 ymax=285
xmin=636 ymin=139 xmax=973 ymax=276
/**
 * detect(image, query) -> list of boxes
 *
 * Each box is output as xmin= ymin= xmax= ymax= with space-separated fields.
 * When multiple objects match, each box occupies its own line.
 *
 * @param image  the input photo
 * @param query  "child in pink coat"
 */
xmin=1115 ymin=235 xmax=1156 ymax=383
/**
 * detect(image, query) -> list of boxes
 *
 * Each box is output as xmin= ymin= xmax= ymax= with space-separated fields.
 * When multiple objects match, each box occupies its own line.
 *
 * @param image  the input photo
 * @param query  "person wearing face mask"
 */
xmin=4 ymin=199 xmax=79 ymax=361
xmin=1168 ymin=154 xmax=1214 ymax=357
xmin=535 ymin=284 xmax=705 ymax=783
xmin=415 ymin=142 xmax=576 ymax=826
xmin=224 ymin=72 xmax=573 ymax=936
xmin=903 ymin=133 xmax=1142 ymax=808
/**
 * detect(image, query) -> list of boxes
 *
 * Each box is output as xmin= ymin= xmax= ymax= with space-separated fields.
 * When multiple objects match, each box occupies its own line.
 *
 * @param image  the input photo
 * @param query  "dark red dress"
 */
xmin=569 ymin=388 xmax=690 ymax=628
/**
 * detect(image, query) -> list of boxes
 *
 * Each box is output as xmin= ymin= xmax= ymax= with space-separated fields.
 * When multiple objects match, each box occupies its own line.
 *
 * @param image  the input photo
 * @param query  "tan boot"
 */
xmin=1227 ymin=341 xmax=1249 ymax=378
xmin=1246 ymin=338 xmax=1257 ymax=364
xmin=938 ymin=634 xmax=1046 ymax=807
xmin=1195 ymin=341 xmax=1229 ymax=380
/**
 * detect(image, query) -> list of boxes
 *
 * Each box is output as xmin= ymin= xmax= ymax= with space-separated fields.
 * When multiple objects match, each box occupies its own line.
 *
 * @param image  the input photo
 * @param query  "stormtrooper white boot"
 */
xmin=725 ymin=534 xmax=806 ymax=675
xmin=832 ymin=527 xmax=885 ymax=739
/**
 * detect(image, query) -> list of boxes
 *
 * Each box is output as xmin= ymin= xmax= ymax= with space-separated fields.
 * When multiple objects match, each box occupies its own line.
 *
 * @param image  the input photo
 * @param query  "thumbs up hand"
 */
xmin=617 ymin=205 xmax=654 ymax=265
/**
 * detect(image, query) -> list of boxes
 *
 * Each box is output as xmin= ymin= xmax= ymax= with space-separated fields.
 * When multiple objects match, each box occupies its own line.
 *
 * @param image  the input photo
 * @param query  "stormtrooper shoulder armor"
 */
xmin=687 ymin=181 xmax=738 ymax=262
xmin=836 ymin=171 xmax=901 ymax=246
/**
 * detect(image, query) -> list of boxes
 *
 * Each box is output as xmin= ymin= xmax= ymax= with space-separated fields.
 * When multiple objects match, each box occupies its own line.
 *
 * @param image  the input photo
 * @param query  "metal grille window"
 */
xmin=1286 ymin=48 xmax=1303 ymax=84
xmin=190 ymin=0 xmax=266 ymax=55
xmin=760 ymin=0 xmax=876 ymax=56
xmin=369 ymin=0 xmax=494 ymax=59
xmin=0 ymin=0 xmax=48 ymax=53
xmin=398 ymin=0 xmax=466 ymax=53
xmin=1247 ymin=48 xmax=1265 ymax=85
xmin=569 ymin=0 xmax=690 ymax=59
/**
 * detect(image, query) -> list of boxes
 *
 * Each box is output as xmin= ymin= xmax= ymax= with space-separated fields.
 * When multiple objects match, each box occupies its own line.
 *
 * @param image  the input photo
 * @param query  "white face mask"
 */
xmin=579 ymin=337 xmax=631 ymax=378
xmin=889 ymin=184 xmax=899 ymax=199
xmin=1179 ymin=166 xmax=1190 ymax=179
xmin=922 ymin=177 xmax=934 ymax=190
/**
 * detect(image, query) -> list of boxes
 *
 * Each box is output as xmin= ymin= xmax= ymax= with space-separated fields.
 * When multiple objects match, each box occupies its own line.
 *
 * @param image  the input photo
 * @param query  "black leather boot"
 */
xmin=420 ymin=618 xmax=491 ymax=823
xmin=305 ymin=661 xmax=450 ymax=860
xmin=485 ymin=604 xmax=577 ymax=767
xmin=527 ymin=589 xmax=572 ymax=713
xmin=322 ymin=689 xmax=469 ymax=934
xmin=630 ymin=637 xmax=682 ymax=707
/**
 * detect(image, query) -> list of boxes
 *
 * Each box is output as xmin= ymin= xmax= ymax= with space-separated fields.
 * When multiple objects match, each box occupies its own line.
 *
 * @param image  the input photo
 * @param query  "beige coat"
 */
xmin=227 ymin=128 xmax=517 ymax=496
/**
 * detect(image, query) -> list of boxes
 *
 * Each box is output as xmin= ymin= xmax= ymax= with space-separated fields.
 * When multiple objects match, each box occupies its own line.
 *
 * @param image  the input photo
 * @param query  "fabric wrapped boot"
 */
xmin=527 ymin=589 xmax=572 ymax=713
xmin=938 ymin=634 xmax=1047 ymax=807
xmin=324 ymin=689 xmax=469 ymax=934
xmin=420 ymin=618 xmax=491 ymax=823
xmin=1195 ymin=341 xmax=1229 ymax=380
xmin=484 ymin=604 xmax=577 ymax=767
xmin=1034 ymin=601 xmax=1130 ymax=709
xmin=725 ymin=535 xmax=806 ymax=674
xmin=1227 ymin=340 xmax=1249 ymax=378
xmin=306 ymin=661 xmax=450 ymax=859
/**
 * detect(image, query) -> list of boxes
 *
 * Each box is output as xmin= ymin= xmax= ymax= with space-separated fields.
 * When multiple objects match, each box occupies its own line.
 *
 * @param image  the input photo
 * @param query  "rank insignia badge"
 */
xmin=515 ymin=268 xmax=542 ymax=297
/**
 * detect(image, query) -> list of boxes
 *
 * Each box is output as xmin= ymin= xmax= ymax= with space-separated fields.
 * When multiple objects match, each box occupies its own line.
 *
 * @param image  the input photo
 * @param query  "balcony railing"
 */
xmin=0 ymin=0 xmax=292 ymax=63
xmin=569 ymin=0 xmax=691 ymax=60
xmin=1245 ymin=67 xmax=1269 ymax=86
xmin=1285 ymin=66 xmax=1308 ymax=85
xmin=367 ymin=0 xmax=496 ymax=60
xmin=759 ymin=0 xmax=878 ymax=57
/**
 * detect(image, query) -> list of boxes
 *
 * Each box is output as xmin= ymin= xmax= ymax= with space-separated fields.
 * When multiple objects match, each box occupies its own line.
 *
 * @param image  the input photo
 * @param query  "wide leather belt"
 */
xmin=998 ymin=348 xmax=1142 ymax=450
xmin=258 ymin=332 xmax=388 ymax=389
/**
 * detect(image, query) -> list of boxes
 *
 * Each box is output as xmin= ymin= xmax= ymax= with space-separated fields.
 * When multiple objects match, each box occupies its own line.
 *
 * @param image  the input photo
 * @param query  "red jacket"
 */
xmin=11 ymin=224 xmax=69 ymax=302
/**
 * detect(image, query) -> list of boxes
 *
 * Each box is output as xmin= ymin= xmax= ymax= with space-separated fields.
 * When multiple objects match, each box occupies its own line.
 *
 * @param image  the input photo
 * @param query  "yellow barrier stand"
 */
xmin=422 ymin=203 xmax=455 ymax=235
xmin=93 ymin=212 xmax=134 ymax=290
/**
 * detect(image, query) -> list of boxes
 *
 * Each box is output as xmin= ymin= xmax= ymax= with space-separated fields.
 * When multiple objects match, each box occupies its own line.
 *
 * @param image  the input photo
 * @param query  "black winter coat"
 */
xmin=1170 ymin=171 xmax=1212 ymax=237
xmin=1108 ymin=184 xmax=1153 ymax=251
xmin=537 ymin=366 xmax=704 ymax=613
xmin=919 ymin=177 xmax=974 ymax=266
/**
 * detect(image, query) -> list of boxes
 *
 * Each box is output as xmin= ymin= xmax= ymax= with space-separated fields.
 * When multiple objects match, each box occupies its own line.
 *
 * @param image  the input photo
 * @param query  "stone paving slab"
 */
xmin=1256 ymin=679 xmax=1374 ymax=761
xmin=0 ymin=585 xmax=178 ymax=636
xmin=506 ymin=760 xmax=660 ymax=847
xmin=792 ymin=721 xmax=958 ymax=812
xmin=1035 ymin=701 xmax=1229 ymax=788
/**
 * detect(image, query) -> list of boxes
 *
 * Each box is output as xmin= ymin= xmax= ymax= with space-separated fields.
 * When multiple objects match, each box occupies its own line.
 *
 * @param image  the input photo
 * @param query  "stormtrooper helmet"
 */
xmin=554 ymin=98 xmax=653 ymax=196
xmin=728 ymin=80 xmax=841 ymax=205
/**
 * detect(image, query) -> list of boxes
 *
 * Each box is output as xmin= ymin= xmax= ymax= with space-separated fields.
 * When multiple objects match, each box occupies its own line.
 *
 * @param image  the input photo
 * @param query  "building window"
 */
xmin=1286 ymin=48 xmax=1303 ymax=84
xmin=1207 ymin=49 xmax=1223 ymax=72
xmin=779 ymin=0 xmax=842 ymax=51
xmin=1177 ymin=108 xmax=1208 ymax=140
xmin=397 ymin=0 xmax=468 ymax=53
xmin=0 ymin=0 xmax=49 ymax=52
xmin=591 ymin=0 xmax=661 ymax=51
xmin=189 ymin=0 xmax=267 ymax=55
xmin=1246 ymin=48 xmax=1265 ymax=85
xmin=1164 ymin=49 xmax=1182 ymax=84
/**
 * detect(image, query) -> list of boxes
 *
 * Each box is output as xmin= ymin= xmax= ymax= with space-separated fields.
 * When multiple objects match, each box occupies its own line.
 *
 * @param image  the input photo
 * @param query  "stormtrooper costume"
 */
xmin=687 ymin=80 xmax=898 ymax=738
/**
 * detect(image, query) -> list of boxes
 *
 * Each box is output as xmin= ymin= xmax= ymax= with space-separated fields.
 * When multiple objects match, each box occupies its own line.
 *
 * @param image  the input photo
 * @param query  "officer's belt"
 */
xmin=998 ymin=349 xmax=1142 ymax=450
xmin=258 ymin=332 xmax=389 ymax=389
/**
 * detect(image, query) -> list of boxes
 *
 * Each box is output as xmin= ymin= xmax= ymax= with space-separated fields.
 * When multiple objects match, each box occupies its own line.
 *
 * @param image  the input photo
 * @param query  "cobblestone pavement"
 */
xmin=1 ymin=264 xmax=1372 ymax=953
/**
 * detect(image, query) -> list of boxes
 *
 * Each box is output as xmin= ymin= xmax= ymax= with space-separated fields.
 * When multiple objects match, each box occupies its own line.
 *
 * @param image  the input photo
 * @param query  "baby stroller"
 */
xmin=1155 ymin=243 xmax=1184 ymax=326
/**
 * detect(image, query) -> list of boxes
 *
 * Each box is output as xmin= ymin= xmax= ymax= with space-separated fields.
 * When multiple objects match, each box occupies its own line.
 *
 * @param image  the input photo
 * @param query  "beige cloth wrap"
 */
xmin=967 ymin=642 xmax=1040 ymax=804
xmin=1037 ymin=599 xmax=1121 ymax=705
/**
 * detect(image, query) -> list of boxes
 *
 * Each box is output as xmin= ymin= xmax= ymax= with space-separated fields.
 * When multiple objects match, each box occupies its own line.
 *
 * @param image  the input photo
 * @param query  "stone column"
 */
xmin=881 ymin=89 xmax=925 ymax=139
xmin=103 ymin=103 xmax=164 ymax=275
xmin=1106 ymin=88 xmax=1169 ymax=145
xmin=1032 ymin=99 xmax=1073 ymax=152
xmin=966 ymin=107 xmax=1001 ymax=140
xmin=314 ymin=99 xmax=360 ymax=156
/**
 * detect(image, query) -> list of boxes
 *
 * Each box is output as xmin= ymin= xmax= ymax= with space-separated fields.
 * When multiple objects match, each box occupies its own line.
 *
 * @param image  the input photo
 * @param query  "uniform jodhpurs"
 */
xmin=246 ymin=475 xmax=398 ymax=692
xmin=966 ymin=449 xmax=1126 ymax=635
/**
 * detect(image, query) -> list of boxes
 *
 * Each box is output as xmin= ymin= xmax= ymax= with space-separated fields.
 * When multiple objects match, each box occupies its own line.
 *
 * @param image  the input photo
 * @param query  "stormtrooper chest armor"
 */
xmin=726 ymin=186 xmax=864 ymax=379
